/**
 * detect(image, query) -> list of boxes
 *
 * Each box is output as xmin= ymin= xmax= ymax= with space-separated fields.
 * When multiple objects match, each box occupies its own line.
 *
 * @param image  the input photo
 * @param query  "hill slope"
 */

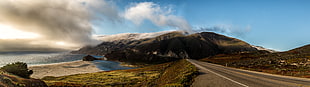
xmin=201 ymin=44 xmax=310 ymax=78
xmin=288 ymin=44 xmax=310 ymax=53
xmin=73 ymin=31 xmax=258 ymax=64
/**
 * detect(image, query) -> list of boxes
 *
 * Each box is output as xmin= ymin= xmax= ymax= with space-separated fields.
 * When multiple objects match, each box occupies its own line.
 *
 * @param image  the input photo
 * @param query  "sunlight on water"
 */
xmin=0 ymin=52 xmax=85 ymax=67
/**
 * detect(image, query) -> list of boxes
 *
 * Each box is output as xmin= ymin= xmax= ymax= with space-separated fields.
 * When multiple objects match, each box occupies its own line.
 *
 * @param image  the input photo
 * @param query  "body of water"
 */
xmin=0 ymin=51 xmax=134 ymax=71
xmin=0 ymin=51 xmax=86 ymax=67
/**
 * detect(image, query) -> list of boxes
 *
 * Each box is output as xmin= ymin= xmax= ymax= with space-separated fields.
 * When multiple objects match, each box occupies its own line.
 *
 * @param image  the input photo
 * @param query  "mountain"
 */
xmin=72 ymin=31 xmax=258 ymax=64
xmin=72 ymin=31 xmax=174 ymax=55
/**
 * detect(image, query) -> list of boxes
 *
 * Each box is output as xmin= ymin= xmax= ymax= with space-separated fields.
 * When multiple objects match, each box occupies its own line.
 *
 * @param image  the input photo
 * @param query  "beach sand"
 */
xmin=29 ymin=61 xmax=103 ymax=79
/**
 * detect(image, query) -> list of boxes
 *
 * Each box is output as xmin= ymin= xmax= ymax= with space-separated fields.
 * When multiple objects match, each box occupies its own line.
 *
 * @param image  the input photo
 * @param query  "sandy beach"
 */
xmin=29 ymin=61 xmax=103 ymax=79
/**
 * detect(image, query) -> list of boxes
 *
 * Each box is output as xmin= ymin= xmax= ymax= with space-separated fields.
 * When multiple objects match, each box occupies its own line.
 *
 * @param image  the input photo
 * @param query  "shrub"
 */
xmin=1 ymin=62 xmax=33 ymax=78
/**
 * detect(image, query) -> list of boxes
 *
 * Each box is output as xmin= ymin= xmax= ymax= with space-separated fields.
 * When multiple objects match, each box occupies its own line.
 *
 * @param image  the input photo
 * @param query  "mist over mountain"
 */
xmin=93 ymin=31 xmax=174 ymax=42
xmin=72 ymin=31 xmax=259 ymax=64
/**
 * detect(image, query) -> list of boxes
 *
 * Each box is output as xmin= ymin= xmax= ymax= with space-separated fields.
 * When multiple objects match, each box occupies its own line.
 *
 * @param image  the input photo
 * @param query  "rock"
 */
xmin=82 ymin=55 xmax=98 ymax=61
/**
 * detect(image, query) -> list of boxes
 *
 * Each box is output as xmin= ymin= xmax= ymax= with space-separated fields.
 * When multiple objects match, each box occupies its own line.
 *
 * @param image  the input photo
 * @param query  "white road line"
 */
xmin=189 ymin=60 xmax=249 ymax=87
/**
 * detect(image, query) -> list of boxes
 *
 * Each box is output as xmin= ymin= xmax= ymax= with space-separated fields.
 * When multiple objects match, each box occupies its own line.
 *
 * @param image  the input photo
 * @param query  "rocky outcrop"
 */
xmin=82 ymin=55 xmax=98 ymax=61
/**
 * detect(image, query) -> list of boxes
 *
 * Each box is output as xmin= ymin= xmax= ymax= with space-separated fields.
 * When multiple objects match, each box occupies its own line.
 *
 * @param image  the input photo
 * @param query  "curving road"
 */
xmin=187 ymin=59 xmax=310 ymax=87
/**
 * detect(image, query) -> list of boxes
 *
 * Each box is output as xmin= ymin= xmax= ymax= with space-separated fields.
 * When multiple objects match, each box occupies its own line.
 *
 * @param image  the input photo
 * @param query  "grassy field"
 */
xmin=42 ymin=59 xmax=198 ymax=87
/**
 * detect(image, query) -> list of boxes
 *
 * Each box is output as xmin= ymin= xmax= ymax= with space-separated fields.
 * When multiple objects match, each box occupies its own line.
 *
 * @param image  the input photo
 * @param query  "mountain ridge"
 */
xmin=72 ymin=31 xmax=260 ymax=64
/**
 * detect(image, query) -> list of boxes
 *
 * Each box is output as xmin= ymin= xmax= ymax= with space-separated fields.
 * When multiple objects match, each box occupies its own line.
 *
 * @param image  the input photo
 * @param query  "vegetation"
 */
xmin=42 ymin=59 xmax=198 ymax=87
xmin=0 ymin=62 xmax=47 ymax=87
xmin=0 ymin=62 xmax=33 ymax=78
xmin=155 ymin=59 xmax=198 ymax=87
xmin=0 ymin=70 xmax=47 ymax=87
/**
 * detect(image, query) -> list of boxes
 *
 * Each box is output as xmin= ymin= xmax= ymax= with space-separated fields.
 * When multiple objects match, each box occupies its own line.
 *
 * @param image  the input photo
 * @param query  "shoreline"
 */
xmin=29 ymin=60 xmax=103 ymax=79
xmin=28 ymin=60 xmax=81 ymax=67
xmin=29 ymin=60 xmax=135 ymax=79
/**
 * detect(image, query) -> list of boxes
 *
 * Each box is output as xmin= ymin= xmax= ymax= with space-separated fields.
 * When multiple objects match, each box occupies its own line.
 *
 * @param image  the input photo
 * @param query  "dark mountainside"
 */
xmin=72 ymin=32 xmax=258 ymax=64
xmin=201 ymin=44 xmax=310 ymax=78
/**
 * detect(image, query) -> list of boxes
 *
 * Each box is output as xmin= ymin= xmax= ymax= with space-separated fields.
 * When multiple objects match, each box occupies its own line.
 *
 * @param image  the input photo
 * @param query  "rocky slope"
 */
xmin=72 ymin=31 xmax=258 ymax=64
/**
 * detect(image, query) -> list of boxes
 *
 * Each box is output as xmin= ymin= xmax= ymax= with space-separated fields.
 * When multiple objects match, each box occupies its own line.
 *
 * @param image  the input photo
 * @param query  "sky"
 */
xmin=180 ymin=0 xmax=310 ymax=51
xmin=0 ymin=0 xmax=309 ymax=51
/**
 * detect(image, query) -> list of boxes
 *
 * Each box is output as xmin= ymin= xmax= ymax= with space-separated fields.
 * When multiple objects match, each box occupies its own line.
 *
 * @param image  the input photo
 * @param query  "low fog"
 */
xmin=0 ymin=0 xmax=195 ymax=52
xmin=0 ymin=0 xmax=119 ymax=51
xmin=196 ymin=24 xmax=251 ymax=37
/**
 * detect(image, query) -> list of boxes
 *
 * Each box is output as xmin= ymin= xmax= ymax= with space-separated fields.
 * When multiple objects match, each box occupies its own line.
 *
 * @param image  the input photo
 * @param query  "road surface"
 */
xmin=187 ymin=59 xmax=310 ymax=87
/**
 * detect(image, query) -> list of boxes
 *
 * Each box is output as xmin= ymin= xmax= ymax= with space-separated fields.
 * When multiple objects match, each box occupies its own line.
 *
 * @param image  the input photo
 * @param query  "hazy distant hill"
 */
xmin=288 ymin=44 xmax=310 ymax=54
xmin=251 ymin=45 xmax=277 ymax=53
xmin=72 ymin=31 xmax=258 ymax=64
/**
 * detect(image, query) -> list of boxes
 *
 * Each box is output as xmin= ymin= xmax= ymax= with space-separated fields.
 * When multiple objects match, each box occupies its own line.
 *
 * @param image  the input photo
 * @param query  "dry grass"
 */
xmin=42 ymin=59 xmax=198 ymax=87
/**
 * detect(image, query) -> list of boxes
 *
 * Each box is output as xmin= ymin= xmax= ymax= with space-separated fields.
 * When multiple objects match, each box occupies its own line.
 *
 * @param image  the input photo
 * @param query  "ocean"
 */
xmin=0 ymin=51 xmax=86 ymax=67
xmin=0 ymin=52 xmax=133 ymax=70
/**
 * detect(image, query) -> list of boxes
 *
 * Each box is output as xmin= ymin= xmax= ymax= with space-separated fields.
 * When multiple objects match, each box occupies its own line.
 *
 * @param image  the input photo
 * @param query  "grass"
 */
xmin=42 ymin=59 xmax=198 ymax=87
xmin=156 ymin=59 xmax=198 ymax=87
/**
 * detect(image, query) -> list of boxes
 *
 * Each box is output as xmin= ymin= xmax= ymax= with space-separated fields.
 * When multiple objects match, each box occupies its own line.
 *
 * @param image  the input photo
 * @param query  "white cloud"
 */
xmin=124 ymin=2 xmax=193 ymax=33
xmin=195 ymin=24 xmax=251 ymax=37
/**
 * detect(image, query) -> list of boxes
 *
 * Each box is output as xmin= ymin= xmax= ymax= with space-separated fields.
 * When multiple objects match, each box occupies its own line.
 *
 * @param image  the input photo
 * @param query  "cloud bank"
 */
xmin=0 ymin=0 xmax=119 ymax=51
xmin=1 ymin=1 xmax=247 ymax=52
xmin=0 ymin=1 xmax=195 ymax=51
xmin=195 ymin=24 xmax=251 ymax=37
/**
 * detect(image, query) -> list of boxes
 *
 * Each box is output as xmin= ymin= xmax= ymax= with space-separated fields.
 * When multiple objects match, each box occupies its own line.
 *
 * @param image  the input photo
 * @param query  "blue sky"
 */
xmin=183 ymin=0 xmax=310 ymax=51
xmin=94 ymin=0 xmax=310 ymax=51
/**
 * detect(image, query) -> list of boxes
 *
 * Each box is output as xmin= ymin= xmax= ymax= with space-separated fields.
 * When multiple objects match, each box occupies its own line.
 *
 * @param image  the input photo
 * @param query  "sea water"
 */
xmin=0 ymin=51 xmax=86 ymax=67
xmin=0 ymin=51 xmax=134 ymax=70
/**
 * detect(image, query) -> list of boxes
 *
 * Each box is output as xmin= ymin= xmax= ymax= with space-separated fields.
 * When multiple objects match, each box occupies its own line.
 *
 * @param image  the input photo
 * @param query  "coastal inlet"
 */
xmin=0 ymin=52 xmax=135 ymax=79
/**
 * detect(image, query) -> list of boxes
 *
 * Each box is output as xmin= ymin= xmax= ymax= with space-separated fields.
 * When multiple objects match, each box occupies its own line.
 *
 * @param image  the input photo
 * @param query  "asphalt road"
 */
xmin=187 ymin=59 xmax=310 ymax=87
